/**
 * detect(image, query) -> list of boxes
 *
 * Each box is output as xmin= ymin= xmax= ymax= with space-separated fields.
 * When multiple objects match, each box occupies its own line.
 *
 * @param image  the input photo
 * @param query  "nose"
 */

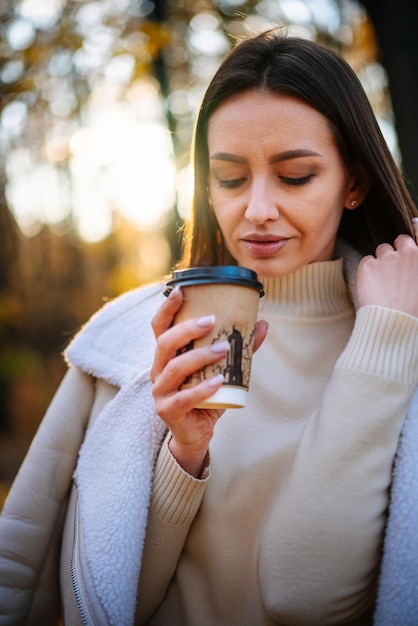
xmin=244 ymin=178 xmax=280 ymax=225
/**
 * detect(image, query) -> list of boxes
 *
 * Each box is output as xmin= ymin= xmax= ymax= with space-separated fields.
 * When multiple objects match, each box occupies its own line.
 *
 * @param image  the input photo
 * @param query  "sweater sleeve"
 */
xmin=259 ymin=305 xmax=418 ymax=625
xmin=136 ymin=434 xmax=210 ymax=623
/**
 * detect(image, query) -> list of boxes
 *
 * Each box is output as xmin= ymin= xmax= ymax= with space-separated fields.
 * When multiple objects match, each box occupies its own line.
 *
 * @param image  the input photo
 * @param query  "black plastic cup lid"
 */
xmin=165 ymin=265 xmax=264 ymax=297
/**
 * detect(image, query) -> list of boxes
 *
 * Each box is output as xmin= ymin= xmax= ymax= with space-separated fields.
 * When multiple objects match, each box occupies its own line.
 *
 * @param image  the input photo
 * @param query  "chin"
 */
xmin=241 ymin=259 xmax=294 ymax=279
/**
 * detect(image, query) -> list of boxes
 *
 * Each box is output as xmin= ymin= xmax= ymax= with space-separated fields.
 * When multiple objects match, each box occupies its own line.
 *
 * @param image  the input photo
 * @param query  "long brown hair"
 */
xmin=180 ymin=29 xmax=417 ymax=268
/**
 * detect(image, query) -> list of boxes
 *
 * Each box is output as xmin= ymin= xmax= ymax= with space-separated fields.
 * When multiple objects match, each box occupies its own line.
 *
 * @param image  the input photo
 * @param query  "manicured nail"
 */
xmin=169 ymin=286 xmax=181 ymax=298
xmin=211 ymin=341 xmax=230 ymax=354
xmin=208 ymin=373 xmax=224 ymax=387
xmin=412 ymin=217 xmax=418 ymax=224
xmin=197 ymin=314 xmax=215 ymax=327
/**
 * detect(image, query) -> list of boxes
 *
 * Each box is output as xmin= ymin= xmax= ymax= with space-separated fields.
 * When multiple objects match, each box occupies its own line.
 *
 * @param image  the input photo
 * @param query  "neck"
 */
xmin=259 ymin=258 xmax=354 ymax=318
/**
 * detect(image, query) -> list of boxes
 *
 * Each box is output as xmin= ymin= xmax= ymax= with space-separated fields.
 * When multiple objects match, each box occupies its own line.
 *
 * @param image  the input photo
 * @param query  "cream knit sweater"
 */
xmin=137 ymin=258 xmax=418 ymax=626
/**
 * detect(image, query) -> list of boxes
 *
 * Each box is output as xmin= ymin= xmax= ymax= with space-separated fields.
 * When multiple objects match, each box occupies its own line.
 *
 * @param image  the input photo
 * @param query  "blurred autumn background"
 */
xmin=1 ymin=0 xmax=417 ymax=506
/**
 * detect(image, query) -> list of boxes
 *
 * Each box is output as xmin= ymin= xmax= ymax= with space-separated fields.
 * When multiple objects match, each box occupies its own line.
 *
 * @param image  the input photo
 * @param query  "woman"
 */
xmin=1 ymin=30 xmax=418 ymax=626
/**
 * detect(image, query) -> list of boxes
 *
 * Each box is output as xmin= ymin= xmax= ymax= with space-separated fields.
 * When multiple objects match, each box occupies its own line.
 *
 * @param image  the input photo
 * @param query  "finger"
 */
xmin=153 ymin=340 xmax=229 ymax=392
xmin=154 ymin=376 xmax=225 ymax=422
xmin=375 ymin=242 xmax=393 ymax=257
xmin=151 ymin=287 xmax=183 ymax=339
xmin=151 ymin=314 xmax=216 ymax=381
xmin=253 ymin=320 xmax=269 ymax=353
xmin=412 ymin=217 xmax=418 ymax=243
xmin=357 ymin=254 xmax=374 ymax=271
xmin=393 ymin=233 xmax=418 ymax=250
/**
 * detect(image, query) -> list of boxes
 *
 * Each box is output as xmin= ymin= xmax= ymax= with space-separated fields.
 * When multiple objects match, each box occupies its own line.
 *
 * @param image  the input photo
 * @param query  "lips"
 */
xmin=241 ymin=234 xmax=289 ymax=257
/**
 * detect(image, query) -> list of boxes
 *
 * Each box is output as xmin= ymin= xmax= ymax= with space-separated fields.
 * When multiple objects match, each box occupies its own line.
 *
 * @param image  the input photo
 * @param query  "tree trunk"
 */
xmin=0 ymin=181 xmax=20 ymax=430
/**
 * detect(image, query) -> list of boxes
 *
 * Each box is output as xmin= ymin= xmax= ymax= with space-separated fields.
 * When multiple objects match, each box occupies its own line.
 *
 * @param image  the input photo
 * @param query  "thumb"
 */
xmin=253 ymin=320 xmax=269 ymax=353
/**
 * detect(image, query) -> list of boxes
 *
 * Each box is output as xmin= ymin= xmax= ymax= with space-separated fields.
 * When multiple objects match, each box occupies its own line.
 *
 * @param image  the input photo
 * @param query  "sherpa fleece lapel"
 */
xmin=65 ymin=281 xmax=165 ymax=386
xmin=65 ymin=282 xmax=167 ymax=626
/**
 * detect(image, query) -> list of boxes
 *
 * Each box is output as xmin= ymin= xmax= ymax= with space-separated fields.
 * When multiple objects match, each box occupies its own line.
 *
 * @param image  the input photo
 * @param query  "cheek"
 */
xmin=212 ymin=196 xmax=238 ymax=226
xmin=213 ymin=208 xmax=233 ymax=235
xmin=294 ymin=199 xmax=344 ymax=242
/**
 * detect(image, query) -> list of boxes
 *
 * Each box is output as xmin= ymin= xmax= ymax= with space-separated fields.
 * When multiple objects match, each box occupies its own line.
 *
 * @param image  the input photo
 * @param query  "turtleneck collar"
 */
xmin=259 ymin=257 xmax=354 ymax=318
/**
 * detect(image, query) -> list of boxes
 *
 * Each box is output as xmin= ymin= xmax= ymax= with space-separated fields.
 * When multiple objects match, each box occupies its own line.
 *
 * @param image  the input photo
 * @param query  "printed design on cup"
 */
xmin=224 ymin=326 xmax=244 ymax=386
xmin=180 ymin=324 xmax=256 ymax=389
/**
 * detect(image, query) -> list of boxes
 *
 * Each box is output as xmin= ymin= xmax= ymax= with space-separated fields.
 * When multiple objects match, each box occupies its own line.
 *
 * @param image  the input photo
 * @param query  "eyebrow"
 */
xmin=210 ymin=149 xmax=322 ymax=164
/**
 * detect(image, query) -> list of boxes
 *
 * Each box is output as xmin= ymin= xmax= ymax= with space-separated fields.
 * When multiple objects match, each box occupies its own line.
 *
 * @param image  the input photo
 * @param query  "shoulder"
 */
xmin=65 ymin=282 xmax=166 ymax=386
xmin=75 ymin=281 xmax=165 ymax=330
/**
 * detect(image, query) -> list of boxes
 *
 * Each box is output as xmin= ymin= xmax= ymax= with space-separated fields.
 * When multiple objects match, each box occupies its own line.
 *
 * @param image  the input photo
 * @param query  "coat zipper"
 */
xmin=71 ymin=496 xmax=95 ymax=625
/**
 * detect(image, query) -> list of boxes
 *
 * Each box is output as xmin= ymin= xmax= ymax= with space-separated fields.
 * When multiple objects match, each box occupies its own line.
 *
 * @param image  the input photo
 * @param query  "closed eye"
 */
xmin=217 ymin=178 xmax=247 ymax=189
xmin=280 ymin=175 xmax=314 ymax=186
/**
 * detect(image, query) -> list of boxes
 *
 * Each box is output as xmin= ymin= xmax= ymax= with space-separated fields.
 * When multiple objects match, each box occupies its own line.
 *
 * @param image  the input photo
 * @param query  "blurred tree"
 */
xmin=360 ymin=0 xmax=418 ymax=203
xmin=0 ymin=173 xmax=20 ymax=429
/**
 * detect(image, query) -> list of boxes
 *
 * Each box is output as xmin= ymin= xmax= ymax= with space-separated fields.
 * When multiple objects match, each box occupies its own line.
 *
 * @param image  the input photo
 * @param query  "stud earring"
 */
xmin=349 ymin=200 xmax=357 ymax=207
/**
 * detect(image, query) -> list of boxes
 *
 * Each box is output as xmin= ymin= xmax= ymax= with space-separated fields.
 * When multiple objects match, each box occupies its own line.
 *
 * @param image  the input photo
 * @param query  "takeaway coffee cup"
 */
xmin=165 ymin=266 xmax=264 ymax=409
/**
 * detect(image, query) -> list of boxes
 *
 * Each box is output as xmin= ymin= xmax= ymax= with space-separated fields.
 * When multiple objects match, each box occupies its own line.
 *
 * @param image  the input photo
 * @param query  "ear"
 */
xmin=344 ymin=163 xmax=371 ymax=210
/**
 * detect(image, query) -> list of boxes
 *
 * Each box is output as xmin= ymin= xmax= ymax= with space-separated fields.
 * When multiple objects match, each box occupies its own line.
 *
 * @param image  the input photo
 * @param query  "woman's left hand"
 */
xmin=357 ymin=220 xmax=418 ymax=317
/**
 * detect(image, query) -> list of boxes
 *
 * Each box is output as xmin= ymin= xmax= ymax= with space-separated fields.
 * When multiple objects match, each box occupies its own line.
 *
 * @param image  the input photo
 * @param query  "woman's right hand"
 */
xmin=150 ymin=287 xmax=227 ymax=476
xmin=150 ymin=287 xmax=268 ymax=477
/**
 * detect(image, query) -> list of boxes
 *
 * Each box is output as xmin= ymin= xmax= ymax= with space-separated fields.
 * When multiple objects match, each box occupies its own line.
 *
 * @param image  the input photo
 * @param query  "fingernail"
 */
xmin=412 ymin=217 xmax=418 ymax=224
xmin=208 ymin=373 xmax=224 ymax=387
xmin=211 ymin=341 xmax=230 ymax=354
xmin=197 ymin=314 xmax=215 ymax=327
xmin=169 ymin=286 xmax=181 ymax=298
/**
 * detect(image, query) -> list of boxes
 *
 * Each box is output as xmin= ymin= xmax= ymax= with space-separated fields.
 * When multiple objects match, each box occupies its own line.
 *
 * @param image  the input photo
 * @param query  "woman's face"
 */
xmin=207 ymin=90 xmax=357 ymax=277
